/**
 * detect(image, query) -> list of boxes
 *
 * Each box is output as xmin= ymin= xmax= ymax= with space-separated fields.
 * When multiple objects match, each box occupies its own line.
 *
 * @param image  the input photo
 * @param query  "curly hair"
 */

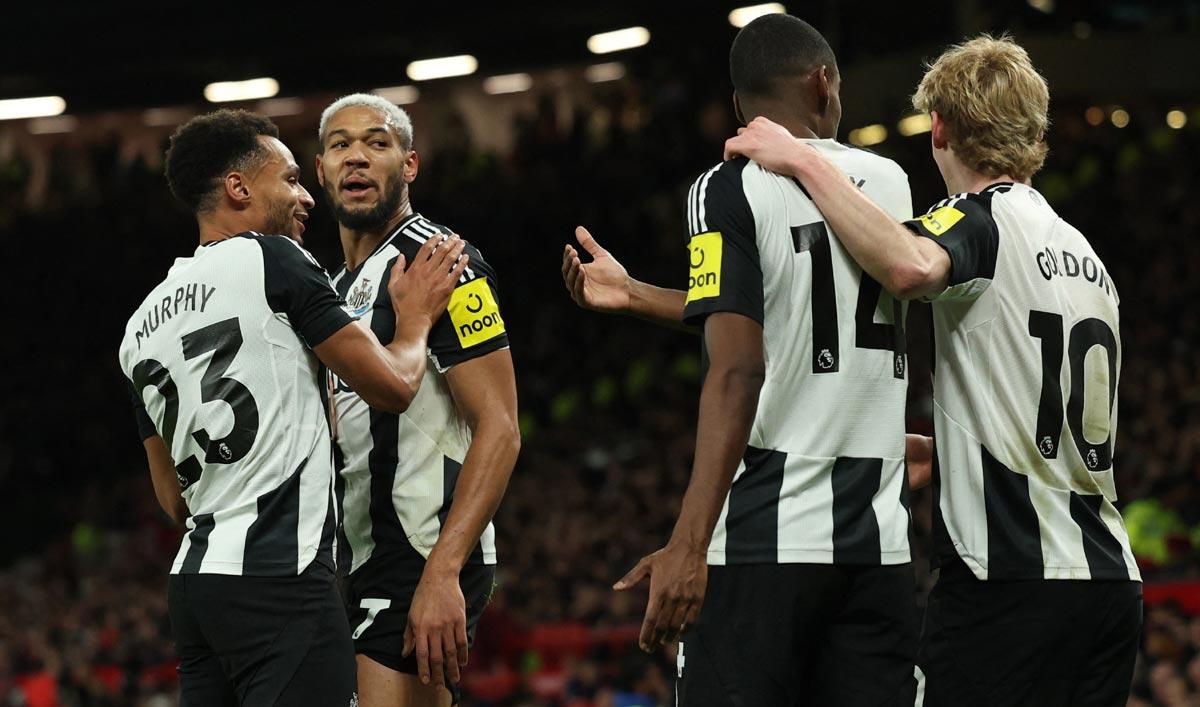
xmin=164 ymin=109 xmax=280 ymax=214
xmin=913 ymin=35 xmax=1050 ymax=182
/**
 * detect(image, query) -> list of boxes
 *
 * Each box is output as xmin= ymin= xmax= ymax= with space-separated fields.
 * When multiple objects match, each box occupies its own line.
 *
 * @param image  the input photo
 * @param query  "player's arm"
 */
xmin=616 ymin=159 xmax=764 ymax=650
xmin=906 ymin=433 xmax=934 ymax=491
xmin=405 ymin=349 xmax=520 ymax=687
xmin=615 ymin=312 xmax=764 ymax=651
xmin=144 ymin=434 xmax=188 ymax=524
xmin=563 ymin=226 xmax=694 ymax=331
xmin=126 ymin=384 xmax=188 ymax=524
xmin=725 ymin=117 xmax=951 ymax=300
xmin=311 ymin=236 xmax=467 ymax=413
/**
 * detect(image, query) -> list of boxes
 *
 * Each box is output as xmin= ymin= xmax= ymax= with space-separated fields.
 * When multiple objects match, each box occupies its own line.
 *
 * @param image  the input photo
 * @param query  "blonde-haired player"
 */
xmin=727 ymin=35 xmax=1141 ymax=706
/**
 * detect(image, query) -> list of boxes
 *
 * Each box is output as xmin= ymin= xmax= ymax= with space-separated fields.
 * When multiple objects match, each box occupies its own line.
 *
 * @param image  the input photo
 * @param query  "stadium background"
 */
xmin=1 ymin=1 xmax=1198 ymax=705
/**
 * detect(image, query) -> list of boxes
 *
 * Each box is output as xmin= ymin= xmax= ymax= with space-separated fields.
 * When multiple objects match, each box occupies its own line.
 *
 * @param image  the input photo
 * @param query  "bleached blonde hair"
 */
xmin=318 ymin=93 xmax=413 ymax=151
xmin=913 ymin=35 xmax=1050 ymax=181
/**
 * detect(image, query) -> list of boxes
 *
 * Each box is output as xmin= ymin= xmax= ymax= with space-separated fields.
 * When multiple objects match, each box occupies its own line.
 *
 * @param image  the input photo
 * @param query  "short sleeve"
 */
xmin=903 ymin=194 xmax=999 ymax=301
xmin=127 ymin=380 xmax=158 ymax=441
xmin=427 ymin=245 xmax=510 ymax=371
xmin=681 ymin=158 xmax=764 ymax=326
xmin=252 ymin=234 xmax=354 ymax=347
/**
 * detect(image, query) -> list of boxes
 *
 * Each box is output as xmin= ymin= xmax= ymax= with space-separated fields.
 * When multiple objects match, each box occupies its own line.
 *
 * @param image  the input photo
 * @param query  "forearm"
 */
xmin=144 ymin=437 xmax=187 ymax=524
xmin=382 ymin=315 xmax=435 ymax=400
xmin=792 ymin=155 xmax=939 ymax=299
xmin=669 ymin=364 xmax=763 ymax=551
xmin=625 ymin=280 xmax=694 ymax=331
xmin=425 ymin=421 xmax=520 ymax=575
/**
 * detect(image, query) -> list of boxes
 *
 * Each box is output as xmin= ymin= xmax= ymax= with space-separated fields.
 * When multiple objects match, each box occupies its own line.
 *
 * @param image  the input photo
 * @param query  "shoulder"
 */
xmin=828 ymin=141 xmax=910 ymax=188
xmin=390 ymin=215 xmax=499 ymax=283
xmin=915 ymin=190 xmax=999 ymax=237
xmin=237 ymin=231 xmax=321 ymax=267
xmin=694 ymin=156 xmax=750 ymax=190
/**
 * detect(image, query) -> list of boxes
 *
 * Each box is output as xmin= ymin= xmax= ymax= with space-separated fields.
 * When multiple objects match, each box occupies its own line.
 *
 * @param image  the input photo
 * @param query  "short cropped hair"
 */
xmin=913 ymin=34 xmax=1050 ymax=181
xmin=730 ymin=13 xmax=837 ymax=99
xmin=318 ymin=93 xmax=414 ymax=151
xmin=165 ymin=109 xmax=279 ymax=214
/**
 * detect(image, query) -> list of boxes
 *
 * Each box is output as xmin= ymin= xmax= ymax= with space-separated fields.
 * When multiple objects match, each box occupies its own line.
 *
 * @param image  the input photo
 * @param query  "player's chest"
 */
xmin=337 ymin=253 xmax=399 ymax=322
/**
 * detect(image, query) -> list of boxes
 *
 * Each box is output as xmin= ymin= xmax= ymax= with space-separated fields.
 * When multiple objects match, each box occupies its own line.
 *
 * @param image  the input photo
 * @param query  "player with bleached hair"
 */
xmin=727 ymin=35 xmax=1142 ymax=706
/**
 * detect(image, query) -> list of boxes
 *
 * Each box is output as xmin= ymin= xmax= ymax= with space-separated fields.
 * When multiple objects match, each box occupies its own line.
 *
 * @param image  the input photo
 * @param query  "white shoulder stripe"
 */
xmin=401 ymin=216 xmax=474 ymax=283
xmin=693 ymin=164 xmax=721 ymax=233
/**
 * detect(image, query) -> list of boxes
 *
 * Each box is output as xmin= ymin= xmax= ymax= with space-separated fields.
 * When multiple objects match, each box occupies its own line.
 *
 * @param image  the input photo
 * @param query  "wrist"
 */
xmin=667 ymin=524 xmax=710 ymax=556
xmin=422 ymin=552 xmax=463 ymax=581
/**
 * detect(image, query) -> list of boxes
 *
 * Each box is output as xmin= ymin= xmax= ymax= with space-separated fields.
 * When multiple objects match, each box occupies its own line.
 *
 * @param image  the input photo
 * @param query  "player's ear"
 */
xmin=403 ymin=149 xmax=419 ymax=184
xmin=223 ymin=171 xmax=253 ymax=208
xmin=315 ymin=154 xmax=326 ymax=188
xmin=814 ymin=65 xmax=831 ymax=116
xmin=732 ymin=91 xmax=746 ymax=126
xmin=930 ymin=111 xmax=949 ymax=151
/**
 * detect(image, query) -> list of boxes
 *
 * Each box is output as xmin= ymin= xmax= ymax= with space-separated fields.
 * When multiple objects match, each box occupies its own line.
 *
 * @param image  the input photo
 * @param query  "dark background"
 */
xmin=1 ymin=1 xmax=1198 ymax=705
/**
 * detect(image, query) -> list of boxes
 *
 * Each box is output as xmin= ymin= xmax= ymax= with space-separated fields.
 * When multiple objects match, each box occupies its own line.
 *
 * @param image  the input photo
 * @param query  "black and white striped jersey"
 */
xmin=906 ymin=183 xmax=1139 ymax=581
xmin=682 ymin=141 xmax=914 ymax=566
xmin=329 ymin=214 xmax=507 ymax=575
xmin=119 ymin=234 xmax=352 ymax=576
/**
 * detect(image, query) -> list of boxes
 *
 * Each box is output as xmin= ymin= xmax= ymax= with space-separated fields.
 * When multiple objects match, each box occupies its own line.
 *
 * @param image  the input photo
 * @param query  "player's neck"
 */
xmin=339 ymin=203 xmax=414 ymax=272
xmin=196 ymin=214 xmax=249 ymax=246
xmin=940 ymin=157 xmax=1025 ymax=195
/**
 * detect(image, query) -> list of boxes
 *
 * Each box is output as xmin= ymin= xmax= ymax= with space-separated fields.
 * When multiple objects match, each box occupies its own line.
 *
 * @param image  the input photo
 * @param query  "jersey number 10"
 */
xmin=131 ymin=317 xmax=261 ymax=489
xmin=1028 ymin=310 xmax=1117 ymax=472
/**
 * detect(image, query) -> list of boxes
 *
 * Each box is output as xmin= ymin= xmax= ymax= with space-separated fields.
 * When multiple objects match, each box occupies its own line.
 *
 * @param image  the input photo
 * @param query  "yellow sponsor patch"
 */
xmin=448 ymin=277 xmax=505 ymax=348
xmin=686 ymin=232 xmax=722 ymax=303
xmin=917 ymin=205 xmax=965 ymax=236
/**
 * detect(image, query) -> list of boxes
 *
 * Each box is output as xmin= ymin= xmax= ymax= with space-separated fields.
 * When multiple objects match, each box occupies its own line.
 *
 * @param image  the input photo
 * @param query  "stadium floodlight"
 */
xmin=1084 ymin=106 xmax=1105 ymax=126
xmin=897 ymin=114 xmax=931 ymax=137
xmin=483 ymin=73 xmax=533 ymax=95
xmin=1027 ymin=0 xmax=1054 ymax=12
xmin=587 ymin=27 xmax=650 ymax=55
xmin=204 ymin=78 xmax=280 ymax=103
xmin=257 ymin=97 xmax=304 ymax=117
xmin=728 ymin=3 xmax=787 ymax=28
xmin=28 ymin=115 xmax=77 ymax=134
xmin=143 ymin=107 xmax=193 ymax=127
xmin=585 ymin=62 xmax=626 ymax=83
xmin=848 ymin=124 xmax=887 ymax=147
xmin=407 ymin=55 xmax=478 ymax=81
xmin=1166 ymin=110 xmax=1187 ymax=129
xmin=373 ymin=85 xmax=421 ymax=105
xmin=0 ymin=95 xmax=66 ymax=121
xmin=1110 ymin=108 xmax=1130 ymax=128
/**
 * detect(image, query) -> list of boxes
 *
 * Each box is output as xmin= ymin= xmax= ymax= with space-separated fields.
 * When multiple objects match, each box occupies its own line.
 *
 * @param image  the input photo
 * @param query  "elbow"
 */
xmin=713 ymin=359 xmax=766 ymax=398
xmin=886 ymin=261 xmax=935 ymax=301
xmin=364 ymin=379 xmax=417 ymax=414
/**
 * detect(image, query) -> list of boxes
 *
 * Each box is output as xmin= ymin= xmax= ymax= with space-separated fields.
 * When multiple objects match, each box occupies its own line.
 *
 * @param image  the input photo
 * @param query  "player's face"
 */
xmin=246 ymin=136 xmax=315 ymax=243
xmin=317 ymin=106 xmax=417 ymax=231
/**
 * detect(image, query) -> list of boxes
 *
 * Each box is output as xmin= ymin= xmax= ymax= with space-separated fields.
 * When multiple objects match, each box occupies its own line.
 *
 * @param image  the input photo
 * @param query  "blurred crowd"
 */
xmin=0 ymin=54 xmax=1198 ymax=706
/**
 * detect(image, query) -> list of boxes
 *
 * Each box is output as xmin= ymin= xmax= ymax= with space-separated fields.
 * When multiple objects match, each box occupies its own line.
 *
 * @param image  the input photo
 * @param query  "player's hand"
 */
xmin=906 ymin=433 xmax=934 ymax=491
xmin=388 ymin=233 xmax=469 ymax=327
xmin=562 ymin=226 xmax=632 ymax=313
xmin=402 ymin=567 xmax=468 ymax=688
xmin=723 ymin=116 xmax=815 ymax=176
xmin=614 ymin=541 xmax=708 ymax=652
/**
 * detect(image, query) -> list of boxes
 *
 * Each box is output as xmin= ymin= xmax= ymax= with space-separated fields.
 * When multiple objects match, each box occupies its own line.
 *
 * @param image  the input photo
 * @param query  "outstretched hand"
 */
xmin=562 ymin=226 xmax=632 ymax=313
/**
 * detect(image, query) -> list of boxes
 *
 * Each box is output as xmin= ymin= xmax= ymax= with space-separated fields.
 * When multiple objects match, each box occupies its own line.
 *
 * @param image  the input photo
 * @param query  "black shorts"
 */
xmin=677 ymin=563 xmax=918 ymax=707
xmin=344 ymin=554 xmax=495 ymax=700
xmin=167 ymin=562 xmax=356 ymax=707
xmin=918 ymin=558 xmax=1143 ymax=707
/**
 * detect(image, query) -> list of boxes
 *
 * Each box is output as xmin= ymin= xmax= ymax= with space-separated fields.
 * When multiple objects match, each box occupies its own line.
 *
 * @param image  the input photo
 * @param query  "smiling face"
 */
xmin=245 ymin=136 xmax=314 ymax=242
xmin=317 ymin=105 xmax=417 ymax=231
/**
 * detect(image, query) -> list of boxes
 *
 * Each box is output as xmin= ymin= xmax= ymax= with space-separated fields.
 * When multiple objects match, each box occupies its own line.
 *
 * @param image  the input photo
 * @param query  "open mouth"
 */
xmin=294 ymin=212 xmax=308 ymax=234
xmin=341 ymin=174 xmax=377 ymax=197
